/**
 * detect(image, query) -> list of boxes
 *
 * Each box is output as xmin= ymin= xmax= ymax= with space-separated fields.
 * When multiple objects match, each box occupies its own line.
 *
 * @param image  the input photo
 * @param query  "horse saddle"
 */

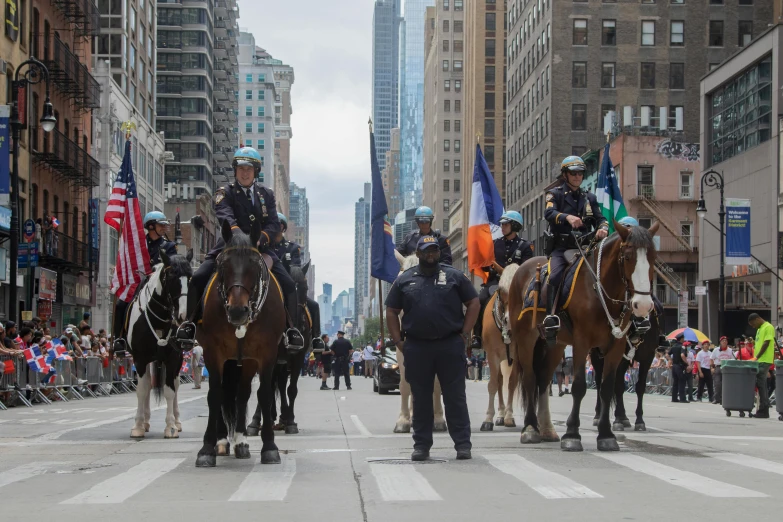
xmin=520 ymin=255 xmax=585 ymax=317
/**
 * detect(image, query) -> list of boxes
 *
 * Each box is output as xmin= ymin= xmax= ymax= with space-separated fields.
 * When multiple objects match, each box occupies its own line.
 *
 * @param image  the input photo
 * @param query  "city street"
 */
xmin=1 ymin=375 xmax=782 ymax=520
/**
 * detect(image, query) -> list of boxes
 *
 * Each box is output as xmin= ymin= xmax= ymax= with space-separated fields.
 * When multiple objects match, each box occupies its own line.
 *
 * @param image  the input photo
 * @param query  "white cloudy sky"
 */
xmin=237 ymin=0 xmax=374 ymax=300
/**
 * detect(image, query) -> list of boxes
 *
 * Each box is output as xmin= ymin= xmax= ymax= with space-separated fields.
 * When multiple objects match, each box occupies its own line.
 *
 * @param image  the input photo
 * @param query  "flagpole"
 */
xmin=368 ymin=116 xmax=387 ymax=356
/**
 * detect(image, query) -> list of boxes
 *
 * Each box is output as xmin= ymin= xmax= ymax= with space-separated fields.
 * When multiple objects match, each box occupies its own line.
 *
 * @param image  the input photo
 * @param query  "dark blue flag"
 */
xmin=370 ymin=130 xmax=399 ymax=283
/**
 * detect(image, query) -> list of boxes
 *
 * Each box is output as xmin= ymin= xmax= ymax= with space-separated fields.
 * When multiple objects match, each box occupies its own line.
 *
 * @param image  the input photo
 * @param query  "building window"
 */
xmin=258 ymin=74 xmax=265 ymax=82
xmin=455 ymin=120 xmax=461 ymax=132
xmin=738 ymin=0 xmax=753 ymax=3
xmin=680 ymin=222 xmax=693 ymax=247
xmin=637 ymin=166 xmax=654 ymax=197
xmin=486 ymin=13 xmax=496 ymax=31
xmin=679 ymin=171 xmax=693 ymax=199
xmin=257 ymin=139 xmax=265 ymax=150
xmin=572 ymin=104 xmax=587 ymax=130
xmin=454 ymin=60 xmax=463 ymax=72
xmin=444 ymin=80 xmax=451 ymax=91
xmin=258 ymin=106 xmax=265 ymax=117
xmin=443 ymin=219 xmax=449 ymax=233
xmin=258 ymin=122 xmax=265 ymax=133
xmin=454 ymin=160 xmax=461 ymax=173
xmin=245 ymin=89 xmax=252 ymax=100
xmin=443 ymin=60 xmax=449 ymax=71
xmin=709 ymin=56 xmax=772 ymax=165
xmin=602 ymin=20 xmax=616 ymax=46
xmin=669 ymin=63 xmax=685 ymax=89
xmin=257 ymin=90 xmax=265 ymax=100
xmin=573 ymin=19 xmax=588 ymax=45
xmin=670 ymin=21 xmax=684 ymax=46
xmin=444 ymin=99 xmax=451 ymax=112
xmin=443 ymin=199 xmax=449 ymax=212
xmin=246 ymin=74 xmax=253 ymax=83
xmin=709 ymin=20 xmax=724 ymax=46
xmin=572 ymin=62 xmax=587 ymax=88
xmin=245 ymin=139 xmax=252 ymax=147
xmin=454 ymin=179 xmax=460 ymax=192
xmin=486 ymin=38 xmax=496 ymax=58
xmin=641 ymin=21 xmax=655 ymax=46
xmin=454 ymin=21 xmax=463 ymax=32
xmin=485 ymin=92 xmax=495 ymax=110
xmin=245 ymin=106 xmax=252 ymax=116
xmin=245 ymin=122 xmax=252 ymax=133
xmin=640 ymin=63 xmax=655 ymax=88
xmin=601 ymin=63 xmax=616 ymax=88
xmin=443 ymin=179 xmax=450 ymax=191
xmin=738 ymin=21 xmax=752 ymax=47
xmin=454 ymin=0 xmax=463 ymax=10
xmin=455 ymin=140 xmax=461 ymax=152
xmin=443 ymin=40 xmax=449 ymax=51
xmin=485 ymin=66 xmax=495 ymax=83
xmin=444 ymin=120 xmax=450 ymax=132
xmin=444 ymin=140 xmax=450 ymax=151
xmin=455 ymin=80 xmax=461 ymax=92
xmin=443 ymin=0 xmax=449 ymax=9
xmin=484 ymin=119 xmax=495 ymax=138
xmin=601 ymin=105 xmax=615 ymax=129
xmin=443 ymin=19 xmax=449 ymax=32
xmin=444 ymin=159 xmax=450 ymax=172
xmin=454 ymin=40 xmax=463 ymax=52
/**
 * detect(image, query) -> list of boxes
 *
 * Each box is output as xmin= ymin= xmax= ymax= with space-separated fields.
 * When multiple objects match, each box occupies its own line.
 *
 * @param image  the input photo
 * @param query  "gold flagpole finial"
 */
xmin=606 ymin=131 xmax=611 ymax=144
xmin=368 ymin=117 xmax=373 ymax=133
xmin=121 ymin=121 xmax=137 ymax=140
xmin=476 ymin=132 xmax=482 ymax=144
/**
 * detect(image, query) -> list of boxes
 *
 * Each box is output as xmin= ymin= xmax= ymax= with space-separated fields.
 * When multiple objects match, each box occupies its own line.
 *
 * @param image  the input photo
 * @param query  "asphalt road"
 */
xmin=1 ymin=373 xmax=782 ymax=521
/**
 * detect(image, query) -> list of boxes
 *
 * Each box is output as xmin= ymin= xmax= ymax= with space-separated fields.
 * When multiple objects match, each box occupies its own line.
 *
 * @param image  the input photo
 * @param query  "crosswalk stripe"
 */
xmin=0 ymin=462 xmax=66 ymax=489
xmin=369 ymin=463 xmax=442 ymax=501
xmin=707 ymin=452 xmax=783 ymax=476
xmin=61 ymin=458 xmax=185 ymax=504
xmin=229 ymin=457 xmax=297 ymax=501
xmin=351 ymin=415 xmax=373 ymax=437
xmin=598 ymin=453 xmax=766 ymax=498
xmin=484 ymin=454 xmax=603 ymax=499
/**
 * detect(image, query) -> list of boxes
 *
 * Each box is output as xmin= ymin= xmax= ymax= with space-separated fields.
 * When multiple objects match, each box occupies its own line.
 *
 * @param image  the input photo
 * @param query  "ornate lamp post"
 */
xmin=696 ymin=169 xmax=725 ymax=336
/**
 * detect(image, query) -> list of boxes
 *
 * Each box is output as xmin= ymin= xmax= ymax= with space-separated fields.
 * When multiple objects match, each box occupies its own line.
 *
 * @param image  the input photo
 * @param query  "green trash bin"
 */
xmin=720 ymin=360 xmax=759 ymax=416
xmin=775 ymin=360 xmax=783 ymax=418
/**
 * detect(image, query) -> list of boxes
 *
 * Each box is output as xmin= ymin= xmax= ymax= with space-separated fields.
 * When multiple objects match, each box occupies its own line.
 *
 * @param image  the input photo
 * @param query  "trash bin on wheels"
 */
xmin=721 ymin=360 xmax=759 ymax=418
xmin=776 ymin=360 xmax=783 ymax=421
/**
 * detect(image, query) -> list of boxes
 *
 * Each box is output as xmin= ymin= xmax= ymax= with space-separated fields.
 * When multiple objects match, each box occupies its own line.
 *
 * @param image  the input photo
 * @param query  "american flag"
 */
xmin=104 ymin=139 xmax=151 ymax=301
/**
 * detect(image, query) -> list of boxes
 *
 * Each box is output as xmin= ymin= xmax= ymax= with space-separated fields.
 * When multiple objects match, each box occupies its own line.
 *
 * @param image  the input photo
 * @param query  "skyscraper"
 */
xmin=288 ymin=182 xmax=310 ymax=261
xmin=354 ymin=183 xmax=372 ymax=321
xmin=372 ymin=0 xmax=401 ymax=172
xmin=399 ymin=0 xmax=435 ymax=210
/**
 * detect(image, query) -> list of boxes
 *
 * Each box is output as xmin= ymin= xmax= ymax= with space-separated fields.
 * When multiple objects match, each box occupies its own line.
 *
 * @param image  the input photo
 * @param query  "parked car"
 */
xmin=373 ymin=346 xmax=400 ymax=394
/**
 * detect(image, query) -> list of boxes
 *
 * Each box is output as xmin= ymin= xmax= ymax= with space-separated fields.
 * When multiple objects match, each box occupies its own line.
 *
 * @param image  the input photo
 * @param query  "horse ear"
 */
xmin=648 ymin=221 xmax=660 ymax=237
xmin=302 ymin=259 xmax=311 ymax=275
xmin=160 ymin=249 xmax=171 ymax=267
xmin=614 ymin=219 xmax=629 ymax=241
xmin=186 ymin=249 xmax=194 ymax=262
xmin=220 ymin=219 xmax=233 ymax=244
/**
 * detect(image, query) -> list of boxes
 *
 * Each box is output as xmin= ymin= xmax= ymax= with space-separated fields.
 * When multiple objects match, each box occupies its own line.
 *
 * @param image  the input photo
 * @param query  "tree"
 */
xmin=353 ymin=317 xmax=381 ymax=349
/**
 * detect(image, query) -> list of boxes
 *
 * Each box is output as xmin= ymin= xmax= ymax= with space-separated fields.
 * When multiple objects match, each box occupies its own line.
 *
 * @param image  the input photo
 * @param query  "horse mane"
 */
xmin=226 ymin=229 xmax=254 ymax=249
xmin=167 ymin=253 xmax=193 ymax=278
xmin=622 ymin=225 xmax=657 ymax=252
xmin=499 ymin=263 xmax=519 ymax=295
xmin=399 ymin=254 xmax=418 ymax=273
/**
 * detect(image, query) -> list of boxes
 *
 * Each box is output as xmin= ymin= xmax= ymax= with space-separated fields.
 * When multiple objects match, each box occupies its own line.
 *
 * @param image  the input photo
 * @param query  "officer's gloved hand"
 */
xmin=257 ymin=233 xmax=269 ymax=250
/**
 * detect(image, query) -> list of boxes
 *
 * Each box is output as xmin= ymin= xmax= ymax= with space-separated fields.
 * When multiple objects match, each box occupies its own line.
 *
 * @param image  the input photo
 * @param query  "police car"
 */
xmin=372 ymin=346 xmax=400 ymax=394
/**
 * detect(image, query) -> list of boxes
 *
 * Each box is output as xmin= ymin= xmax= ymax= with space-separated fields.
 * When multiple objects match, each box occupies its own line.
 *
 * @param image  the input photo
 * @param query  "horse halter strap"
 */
xmin=216 ymin=245 xmax=271 ymax=326
xmin=141 ymin=266 xmax=181 ymax=347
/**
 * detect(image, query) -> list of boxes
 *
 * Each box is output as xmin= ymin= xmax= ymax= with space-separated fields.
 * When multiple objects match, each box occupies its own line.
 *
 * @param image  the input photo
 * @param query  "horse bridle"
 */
xmin=139 ymin=266 xmax=188 ymax=347
xmin=216 ymin=245 xmax=270 ymax=325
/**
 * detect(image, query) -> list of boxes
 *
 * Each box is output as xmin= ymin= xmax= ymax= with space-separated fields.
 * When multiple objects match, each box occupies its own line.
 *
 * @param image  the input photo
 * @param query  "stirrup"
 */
xmin=286 ymin=328 xmax=305 ymax=351
xmin=113 ymin=338 xmax=127 ymax=358
xmin=543 ymin=314 xmax=560 ymax=332
xmin=175 ymin=322 xmax=197 ymax=348
xmin=470 ymin=336 xmax=482 ymax=349
xmin=311 ymin=337 xmax=325 ymax=350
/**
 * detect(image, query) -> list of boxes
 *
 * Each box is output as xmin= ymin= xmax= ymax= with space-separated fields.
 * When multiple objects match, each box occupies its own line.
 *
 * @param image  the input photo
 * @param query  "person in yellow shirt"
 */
xmin=748 ymin=313 xmax=775 ymax=418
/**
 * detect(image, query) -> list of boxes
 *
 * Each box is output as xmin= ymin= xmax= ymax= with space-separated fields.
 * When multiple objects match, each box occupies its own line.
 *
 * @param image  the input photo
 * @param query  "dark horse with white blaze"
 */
xmin=508 ymin=220 xmax=659 ymax=451
xmin=247 ymin=261 xmax=312 ymax=436
xmin=126 ymin=250 xmax=193 ymax=439
xmin=196 ymin=220 xmax=286 ymax=467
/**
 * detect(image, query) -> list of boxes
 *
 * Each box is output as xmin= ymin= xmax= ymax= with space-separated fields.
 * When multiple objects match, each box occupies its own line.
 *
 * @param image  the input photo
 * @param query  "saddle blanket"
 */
xmin=519 ymin=257 xmax=585 ymax=318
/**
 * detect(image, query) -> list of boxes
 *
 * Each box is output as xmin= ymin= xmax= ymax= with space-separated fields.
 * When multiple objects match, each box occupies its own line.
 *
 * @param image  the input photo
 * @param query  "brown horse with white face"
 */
xmin=508 ymin=220 xmax=659 ymax=452
xmin=195 ymin=219 xmax=286 ymax=467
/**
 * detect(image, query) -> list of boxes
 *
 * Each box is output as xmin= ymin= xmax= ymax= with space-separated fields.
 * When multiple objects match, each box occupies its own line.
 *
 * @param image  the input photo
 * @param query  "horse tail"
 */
xmin=152 ymin=361 xmax=165 ymax=405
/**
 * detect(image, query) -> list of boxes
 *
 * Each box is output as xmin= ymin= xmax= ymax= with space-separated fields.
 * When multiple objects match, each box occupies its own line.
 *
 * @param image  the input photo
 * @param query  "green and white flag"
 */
xmin=595 ymin=143 xmax=627 ymax=233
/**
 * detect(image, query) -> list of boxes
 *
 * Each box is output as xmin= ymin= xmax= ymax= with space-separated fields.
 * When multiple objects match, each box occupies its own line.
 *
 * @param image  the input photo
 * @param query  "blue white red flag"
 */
xmin=46 ymin=339 xmax=72 ymax=363
xmin=23 ymin=345 xmax=51 ymax=374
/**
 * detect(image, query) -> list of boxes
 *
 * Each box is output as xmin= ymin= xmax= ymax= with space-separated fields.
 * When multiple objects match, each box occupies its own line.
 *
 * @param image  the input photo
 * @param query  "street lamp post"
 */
xmin=9 ymin=57 xmax=56 ymax=324
xmin=696 ymin=169 xmax=725 ymax=337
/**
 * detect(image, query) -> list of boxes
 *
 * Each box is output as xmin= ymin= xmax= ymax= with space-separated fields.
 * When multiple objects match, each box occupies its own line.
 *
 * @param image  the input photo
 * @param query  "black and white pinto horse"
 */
xmin=127 ymin=251 xmax=193 ymax=439
xmin=247 ymin=261 xmax=312 ymax=436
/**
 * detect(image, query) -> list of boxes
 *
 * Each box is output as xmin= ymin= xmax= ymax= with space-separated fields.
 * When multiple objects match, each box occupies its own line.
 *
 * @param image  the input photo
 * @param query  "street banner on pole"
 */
xmin=726 ymin=198 xmax=751 ymax=265
xmin=0 ymin=105 xmax=10 ymax=206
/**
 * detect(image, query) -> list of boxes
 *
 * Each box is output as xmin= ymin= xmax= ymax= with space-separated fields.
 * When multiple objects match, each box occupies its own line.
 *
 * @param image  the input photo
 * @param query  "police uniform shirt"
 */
xmin=397 ymin=230 xmax=453 ymax=265
xmin=146 ymin=235 xmax=177 ymax=266
xmin=493 ymin=236 xmax=534 ymax=269
xmin=385 ymin=264 xmax=479 ymax=340
xmin=669 ymin=344 xmax=686 ymax=367
xmin=331 ymin=337 xmax=352 ymax=358
xmin=543 ymin=182 xmax=608 ymax=235
xmin=272 ymin=239 xmax=302 ymax=271
xmin=209 ymin=182 xmax=280 ymax=258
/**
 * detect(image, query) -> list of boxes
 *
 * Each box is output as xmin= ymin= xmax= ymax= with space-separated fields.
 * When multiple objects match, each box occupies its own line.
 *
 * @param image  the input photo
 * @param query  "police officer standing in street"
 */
xmin=397 ymin=206 xmax=453 ymax=265
xmin=542 ymin=156 xmax=608 ymax=341
xmin=471 ymin=211 xmax=534 ymax=349
xmin=330 ymin=330 xmax=352 ymax=390
xmin=386 ymin=236 xmax=480 ymax=461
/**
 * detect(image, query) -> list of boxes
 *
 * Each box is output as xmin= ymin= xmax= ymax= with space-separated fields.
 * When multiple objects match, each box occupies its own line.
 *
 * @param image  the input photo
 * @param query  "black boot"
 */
xmin=113 ymin=338 xmax=127 ymax=359
xmin=284 ymin=292 xmax=305 ymax=353
xmin=542 ymin=284 xmax=560 ymax=338
xmin=176 ymin=289 xmax=201 ymax=349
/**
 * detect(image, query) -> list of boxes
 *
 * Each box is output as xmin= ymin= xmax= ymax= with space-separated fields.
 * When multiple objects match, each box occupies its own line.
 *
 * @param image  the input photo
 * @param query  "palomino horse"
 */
xmin=480 ymin=263 xmax=520 ymax=431
xmin=508 ymin=221 xmax=659 ymax=451
xmin=391 ymin=251 xmax=446 ymax=434
xmin=591 ymin=306 xmax=663 ymax=432
xmin=195 ymin=220 xmax=286 ymax=467
xmin=247 ymin=261 xmax=313 ymax=436
xmin=126 ymin=250 xmax=192 ymax=439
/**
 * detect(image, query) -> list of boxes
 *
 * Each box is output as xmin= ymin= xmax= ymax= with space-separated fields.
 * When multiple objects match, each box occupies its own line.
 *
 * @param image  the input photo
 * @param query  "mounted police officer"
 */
xmin=272 ymin=212 xmax=323 ymax=349
xmin=471 ymin=211 xmax=534 ymax=349
xmin=112 ymin=211 xmax=178 ymax=357
xmin=397 ymin=206 xmax=453 ymax=265
xmin=542 ymin=156 xmax=608 ymax=340
xmin=175 ymin=147 xmax=304 ymax=351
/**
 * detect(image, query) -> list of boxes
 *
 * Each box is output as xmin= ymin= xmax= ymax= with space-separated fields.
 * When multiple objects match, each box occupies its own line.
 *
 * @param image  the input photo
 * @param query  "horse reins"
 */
xmin=216 ymin=245 xmax=271 ymax=326
xmin=139 ymin=266 xmax=186 ymax=347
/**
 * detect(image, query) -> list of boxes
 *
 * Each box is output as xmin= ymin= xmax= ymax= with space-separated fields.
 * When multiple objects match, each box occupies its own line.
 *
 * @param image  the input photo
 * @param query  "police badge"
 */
xmin=437 ymin=270 xmax=447 ymax=285
xmin=215 ymin=190 xmax=225 ymax=205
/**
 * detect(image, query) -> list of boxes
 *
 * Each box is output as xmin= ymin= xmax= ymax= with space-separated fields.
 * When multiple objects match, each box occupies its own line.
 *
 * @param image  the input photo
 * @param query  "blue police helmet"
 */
xmin=618 ymin=216 xmax=639 ymax=228
xmin=232 ymin=147 xmax=262 ymax=173
xmin=143 ymin=211 xmax=170 ymax=230
xmin=499 ymin=210 xmax=524 ymax=230
xmin=561 ymin=155 xmax=586 ymax=172
xmin=278 ymin=212 xmax=288 ymax=229
xmin=414 ymin=206 xmax=435 ymax=223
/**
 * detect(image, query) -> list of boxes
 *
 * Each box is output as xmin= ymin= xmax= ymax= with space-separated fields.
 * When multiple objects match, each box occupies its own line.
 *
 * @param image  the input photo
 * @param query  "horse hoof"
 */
xmin=597 ymin=438 xmax=620 ymax=452
xmin=480 ymin=422 xmax=494 ymax=432
xmin=541 ymin=430 xmax=560 ymax=443
xmin=273 ymin=423 xmax=285 ymax=431
xmin=504 ymin=418 xmax=517 ymax=428
xmin=634 ymin=423 xmax=647 ymax=432
xmin=393 ymin=424 xmax=411 ymax=434
xmin=176 ymin=422 xmax=183 ymax=433
xmin=164 ymin=427 xmax=179 ymax=439
xmin=130 ymin=429 xmax=145 ymax=439
xmin=196 ymin=454 xmax=217 ymax=468
xmin=612 ymin=422 xmax=625 ymax=432
xmin=494 ymin=418 xmax=504 ymax=426
xmin=261 ymin=450 xmax=281 ymax=464
xmin=433 ymin=421 xmax=448 ymax=432
xmin=144 ymin=423 xmax=150 ymax=432
xmin=246 ymin=425 xmax=260 ymax=437
xmin=561 ymin=439 xmax=583 ymax=452
xmin=520 ymin=430 xmax=542 ymax=444
xmin=216 ymin=442 xmax=230 ymax=456
xmin=234 ymin=443 xmax=251 ymax=459
xmin=592 ymin=418 xmax=599 ymax=427
xmin=622 ymin=419 xmax=632 ymax=428
xmin=285 ymin=424 xmax=299 ymax=435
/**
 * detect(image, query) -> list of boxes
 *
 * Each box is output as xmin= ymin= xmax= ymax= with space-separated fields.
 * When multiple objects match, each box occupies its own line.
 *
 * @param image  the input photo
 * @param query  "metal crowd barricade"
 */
xmin=85 ymin=357 xmax=111 ymax=397
xmin=0 ymin=354 xmax=33 ymax=408
xmin=109 ymin=357 xmax=132 ymax=394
